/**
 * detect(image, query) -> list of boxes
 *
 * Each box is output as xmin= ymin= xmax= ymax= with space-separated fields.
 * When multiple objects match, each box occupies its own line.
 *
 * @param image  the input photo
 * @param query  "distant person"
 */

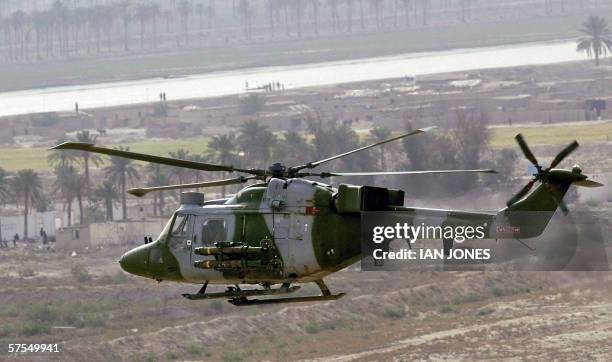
xmin=13 ymin=233 xmax=19 ymax=248
xmin=75 ymin=102 xmax=79 ymax=113
xmin=40 ymin=228 xmax=48 ymax=245
xmin=276 ymin=81 xmax=280 ymax=89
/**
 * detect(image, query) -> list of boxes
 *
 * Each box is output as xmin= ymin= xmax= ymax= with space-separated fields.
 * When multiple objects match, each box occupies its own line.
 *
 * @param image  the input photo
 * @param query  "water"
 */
xmin=0 ymin=39 xmax=582 ymax=117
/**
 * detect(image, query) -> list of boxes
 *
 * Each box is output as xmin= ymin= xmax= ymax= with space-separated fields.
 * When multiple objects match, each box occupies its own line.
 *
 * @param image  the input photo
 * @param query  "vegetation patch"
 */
xmin=382 ymin=306 xmax=407 ymax=319
xmin=452 ymin=292 xmax=482 ymax=305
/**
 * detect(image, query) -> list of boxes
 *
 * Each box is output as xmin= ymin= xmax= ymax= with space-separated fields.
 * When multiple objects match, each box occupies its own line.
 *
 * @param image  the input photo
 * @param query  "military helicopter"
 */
xmin=53 ymin=129 xmax=602 ymax=305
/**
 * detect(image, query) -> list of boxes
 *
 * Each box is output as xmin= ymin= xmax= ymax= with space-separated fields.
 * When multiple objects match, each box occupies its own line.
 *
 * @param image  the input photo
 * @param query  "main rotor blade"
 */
xmin=506 ymin=179 xmax=536 ymax=207
xmin=548 ymin=141 xmax=579 ymax=169
xmin=306 ymin=169 xmax=498 ymax=178
xmin=128 ymin=176 xmax=257 ymax=197
xmin=572 ymin=179 xmax=604 ymax=188
xmin=52 ymin=142 xmax=263 ymax=176
xmin=515 ymin=134 xmax=539 ymax=167
xmin=292 ymin=126 xmax=437 ymax=172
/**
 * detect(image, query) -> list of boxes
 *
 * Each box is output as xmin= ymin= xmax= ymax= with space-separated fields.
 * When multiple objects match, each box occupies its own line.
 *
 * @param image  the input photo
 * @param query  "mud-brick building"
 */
xmin=56 ymin=219 xmax=166 ymax=251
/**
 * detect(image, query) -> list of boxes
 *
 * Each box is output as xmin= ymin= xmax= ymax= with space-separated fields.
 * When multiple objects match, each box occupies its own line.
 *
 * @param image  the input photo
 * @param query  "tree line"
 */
xmin=0 ymin=111 xmax=517 ymax=239
xmin=1 ymin=0 xmax=598 ymax=63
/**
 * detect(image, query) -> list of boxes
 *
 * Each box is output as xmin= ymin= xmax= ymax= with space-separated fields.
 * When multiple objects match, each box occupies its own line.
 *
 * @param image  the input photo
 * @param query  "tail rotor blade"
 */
xmin=515 ymin=134 xmax=539 ymax=167
xmin=549 ymin=141 xmax=579 ymax=169
xmin=506 ymin=179 xmax=535 ymax=207
xmin=549 ymin=190 xmax=570 ymax=216
xmin=573 ymin=179 xmax=604 ymax=188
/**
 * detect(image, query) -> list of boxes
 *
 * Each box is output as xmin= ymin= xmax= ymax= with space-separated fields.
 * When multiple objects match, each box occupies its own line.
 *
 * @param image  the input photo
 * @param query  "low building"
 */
xmin=56 ymin=219 xmax=167 ymax=251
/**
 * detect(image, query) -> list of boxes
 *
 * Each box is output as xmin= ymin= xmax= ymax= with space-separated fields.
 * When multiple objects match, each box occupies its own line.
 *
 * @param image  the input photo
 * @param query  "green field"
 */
xmin=2 ymin=121 xmax=611 ymax=172
xmin=489 ymin=121 xmax=612 ymax=148
xmin=0 ymin=138 xmax=212 ymax=173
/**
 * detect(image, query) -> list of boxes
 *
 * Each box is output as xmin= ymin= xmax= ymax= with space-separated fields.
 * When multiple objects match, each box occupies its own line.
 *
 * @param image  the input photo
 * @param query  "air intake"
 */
xmin=180 ymin=192 xmax=205 ymax=206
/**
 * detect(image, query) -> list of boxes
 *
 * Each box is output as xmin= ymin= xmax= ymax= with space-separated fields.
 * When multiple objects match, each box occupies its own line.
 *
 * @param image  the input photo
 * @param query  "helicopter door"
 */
xmin=200 ymin=218 xmax=228 ymax=245
xmin=191 ymin=217 xmax=228 ymax=264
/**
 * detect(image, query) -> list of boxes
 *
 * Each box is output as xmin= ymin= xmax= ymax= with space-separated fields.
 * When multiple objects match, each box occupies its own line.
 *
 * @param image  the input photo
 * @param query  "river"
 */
xmin=0 ymin=39 xmax=582 ymax=117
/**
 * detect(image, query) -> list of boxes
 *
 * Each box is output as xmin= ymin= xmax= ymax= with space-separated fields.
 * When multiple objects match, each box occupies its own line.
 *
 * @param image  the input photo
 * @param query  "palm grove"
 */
xmin=0 ymin=0 xmax=596 ymax=63
xmin=0 ymin=110 xmax=515 ymax=240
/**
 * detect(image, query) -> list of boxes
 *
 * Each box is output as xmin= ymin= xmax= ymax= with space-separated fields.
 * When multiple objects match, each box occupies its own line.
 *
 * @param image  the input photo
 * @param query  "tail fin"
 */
xmin=500 ymin=181 xmax=572 ymax=239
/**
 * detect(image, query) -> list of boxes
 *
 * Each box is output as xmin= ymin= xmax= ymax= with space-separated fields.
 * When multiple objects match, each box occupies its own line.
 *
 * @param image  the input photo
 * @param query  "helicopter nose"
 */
xmin=118 ymin=244 xmax=151 ymax=277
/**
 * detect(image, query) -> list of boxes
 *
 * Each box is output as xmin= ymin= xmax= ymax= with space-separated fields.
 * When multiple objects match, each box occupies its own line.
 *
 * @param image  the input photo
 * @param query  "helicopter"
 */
xmin=52 ymin=128 xmax=603 ymax=306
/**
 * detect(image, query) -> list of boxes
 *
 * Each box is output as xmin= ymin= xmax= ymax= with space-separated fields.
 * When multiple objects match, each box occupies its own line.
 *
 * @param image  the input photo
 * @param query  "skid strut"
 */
xmin=229 ymin=279 xmax=345 ymax=306
xmin=182 ymin=279 xmax=345 ymax=305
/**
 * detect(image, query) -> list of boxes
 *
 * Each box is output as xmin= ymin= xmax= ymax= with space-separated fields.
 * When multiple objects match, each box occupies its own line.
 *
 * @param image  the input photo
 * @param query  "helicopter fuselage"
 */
xmin=119 ymin=178 xmax=363 ymax=285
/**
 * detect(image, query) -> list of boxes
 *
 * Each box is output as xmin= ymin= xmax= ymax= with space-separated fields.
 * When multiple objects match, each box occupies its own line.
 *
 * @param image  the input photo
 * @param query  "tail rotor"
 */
xmin=506 ymin=134 xmax=602 ymax=215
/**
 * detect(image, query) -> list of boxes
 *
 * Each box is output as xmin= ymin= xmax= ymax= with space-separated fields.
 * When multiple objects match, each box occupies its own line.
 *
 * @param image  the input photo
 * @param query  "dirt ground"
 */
xmin=1 ymin=240 xmax=611 ymax=361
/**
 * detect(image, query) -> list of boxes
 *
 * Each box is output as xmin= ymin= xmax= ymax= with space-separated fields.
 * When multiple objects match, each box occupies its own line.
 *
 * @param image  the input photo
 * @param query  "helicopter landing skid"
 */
xmin=182 ymin=284 xmax=301 ymax=301
xmin=228 ymin=292 xmax=346 ymax=306
xmin=228 ymin=279 xmax=345 ymax=306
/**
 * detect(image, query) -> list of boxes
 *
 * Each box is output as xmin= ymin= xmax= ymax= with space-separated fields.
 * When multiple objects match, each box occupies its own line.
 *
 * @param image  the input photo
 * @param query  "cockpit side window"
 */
xmin=171 ymin=214 xmax=190 ymax=237
xmin=201 ymin=219 xmax=227 ymax=245
xmin=168 ymin=214 xmax=193 ymax=249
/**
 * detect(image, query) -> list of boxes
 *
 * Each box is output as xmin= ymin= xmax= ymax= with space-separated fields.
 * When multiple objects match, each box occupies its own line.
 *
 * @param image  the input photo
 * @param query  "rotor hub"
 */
xmin=268 ymin=163 xmax=287 ymax=178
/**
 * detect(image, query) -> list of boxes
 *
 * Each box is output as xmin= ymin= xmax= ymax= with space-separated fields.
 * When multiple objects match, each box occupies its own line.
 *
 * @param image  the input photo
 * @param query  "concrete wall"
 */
xmin=55 ymin=219 xmax=167 ymax=251
xmin=89 ymin=219 xmax=167 ymax=247
xmin=0 ymin=211 xmax=59 ymax=241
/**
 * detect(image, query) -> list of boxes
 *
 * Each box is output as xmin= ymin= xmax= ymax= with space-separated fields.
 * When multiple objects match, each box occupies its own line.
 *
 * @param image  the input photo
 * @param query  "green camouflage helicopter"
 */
xmin=53 ymin=129 xmax=602 ymax=305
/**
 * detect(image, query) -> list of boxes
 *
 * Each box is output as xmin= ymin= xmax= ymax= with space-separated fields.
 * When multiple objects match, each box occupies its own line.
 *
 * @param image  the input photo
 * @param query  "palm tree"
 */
xmin=53 ymin=165 xmax=84 ymax=226
xmin=460 ymin=0 xmax=472 ymax=22
xmin=0 ymin=168 xmax=11 ymax=242
xmin=0 ymin=168 xmax=11 ymax=206
xmin=94 ymin=181 xmax=120 ymax=221
xmin=207 ymin=0 xmax=216 ymax=30
xmin=311 ymin=0 xmax=320 ymax=35
xmin=48 ymin=135 xmax=79 ymax=168
xmin=266 ymin=0 xmax=276 ymax=37
xmin=146 ymin=164 xmax=171 ymax=215
xmin=168 ymin=148 xmax=194 ymax=184
xmin=105 ymin=147 xmax=139 ymax=220
xmin=401 ymin=0 xmax=411 ymax=27
xmin=136 ymin=3 xmax=150 ymax=49
xmin=238 ymin=120 xmax=276 ymax=168
xmin=12 ymin=170 xmax=43 ymax=239
xmin=369 ymin=0 xmax=384 ymax=29
xmin=206 ymin=133 xmax=238 ymax=197
xmin=118 ymin=1 xmax=131 ymax=51
xmin=178 ymin=0 xmax=192 ymax=45
xmin=346 ymin=0 xmax=355 ymax=32
xmin=75 ymin=130 xmax=103 ymax=190
xmin=196 ymin=2 xmax=205 ymax=32
xmin=149 ymin=3 xmax=160 ymax=48
xmin=577 ymin=16 xmax=612 ymax=66
xmin=292 ymin=0 xmax=304 ymax=38
xmin=273 ymin=131 xmax=313 ymax=167
xmin=237 ymin=0 xmax=253 ymax=40
xmin=327 ymin=0 xmax=340 ymax=33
